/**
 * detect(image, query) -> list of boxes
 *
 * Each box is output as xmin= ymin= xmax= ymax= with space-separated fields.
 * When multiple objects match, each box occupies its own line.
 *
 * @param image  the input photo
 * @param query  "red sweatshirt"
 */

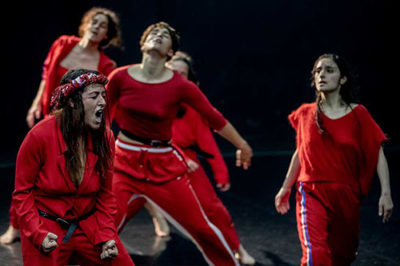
xmin=12 ymin=116 xmax=117 ymax=249
xmin=106 ymin=65 xmax=227 ymax=141
xmin=289 ymin=103 xmax=387 ymax=197
xmin=172 ymin=104 xmax=229 ymax=185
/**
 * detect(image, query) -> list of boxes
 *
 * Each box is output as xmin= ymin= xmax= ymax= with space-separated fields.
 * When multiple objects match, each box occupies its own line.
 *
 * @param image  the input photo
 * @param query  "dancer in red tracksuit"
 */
xmin=12 ymin=69 xmax=134 ymax=265
xmin=107 ymin=22 xmax=253 ymax=266
xmin=275 ymin=54 xmax=393 ymax=266
xmin=1 ymin=7 xmax=122 ymax=245
xmin=166 ymin=51 xmax=255 ymax=265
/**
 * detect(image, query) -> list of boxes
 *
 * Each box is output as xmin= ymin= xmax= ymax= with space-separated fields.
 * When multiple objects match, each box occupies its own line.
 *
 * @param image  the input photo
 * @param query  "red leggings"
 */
xmin=296 ymin=182 xmax=360 ymax=266
xmin=189 ymin=165 xmax=240 ymax=251
xmin=8 ymin=200 xmax=19 ymax=229
xmin=113 ymin=141 xmax=239 ymax=266
xmin=20 ymin=219 xmax=134 ymax=266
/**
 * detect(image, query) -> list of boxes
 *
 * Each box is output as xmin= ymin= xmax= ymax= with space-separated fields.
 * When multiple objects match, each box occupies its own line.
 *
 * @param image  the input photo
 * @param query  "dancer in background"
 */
xmin=12 ymin=69 xmax=134 ymax=265
xmin=275 ymin=53 xmax=393 ymax=265
xmin=147 ymin=51 xmax=255 ymax=264
xmin=107 ymin=21 xmax=252 ymax=265
xmin=0 ymin=6 xmax=122 ymax=245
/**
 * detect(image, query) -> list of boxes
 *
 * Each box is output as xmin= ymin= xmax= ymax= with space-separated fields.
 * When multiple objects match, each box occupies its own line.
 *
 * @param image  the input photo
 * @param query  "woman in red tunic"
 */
xmin=0 ymin=7 xmax=122 ymax=245
xmin=12 ymin=69 xmax=134 ymax=265
xmin=274 ymin=54 xmax=394 ymax=266
xmin=107 ymin=22 xmax=252 ymax=265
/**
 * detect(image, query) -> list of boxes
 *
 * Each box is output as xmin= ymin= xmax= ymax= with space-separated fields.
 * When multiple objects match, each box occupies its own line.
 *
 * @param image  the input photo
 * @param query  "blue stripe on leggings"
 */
xmin=299 ymin=182 xmax=313 ymax=266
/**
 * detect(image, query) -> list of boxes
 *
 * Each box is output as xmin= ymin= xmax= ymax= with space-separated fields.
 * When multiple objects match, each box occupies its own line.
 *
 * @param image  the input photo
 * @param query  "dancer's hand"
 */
xmin=186 ymin=159 xmax=199 ymax=173
xmin=216 ymin=183 xmax=231 ymax=192
xmin=41 ymin=232 xmax=58 ymax=253
xmin=100 ymin=240 xmax=118 ymax=260
xmin=26 ymin=104 xmax=42 ymax=128
xmin=236 ymin=142 xmax=252 ymax=170
xmin=379 ymin=194 xmax=393 ymax=223
xmin=275 ymin=187 xmax=291 ymax=214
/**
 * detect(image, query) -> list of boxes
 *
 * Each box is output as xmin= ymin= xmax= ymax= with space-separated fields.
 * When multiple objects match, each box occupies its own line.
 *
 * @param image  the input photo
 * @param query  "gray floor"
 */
xmin=0 ymin=154 xmax=399 ymax=265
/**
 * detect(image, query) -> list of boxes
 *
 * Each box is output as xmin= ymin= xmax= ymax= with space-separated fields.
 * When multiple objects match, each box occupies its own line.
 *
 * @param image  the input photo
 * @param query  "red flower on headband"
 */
xmin=50 ymin=73 xmax=108 ymax=111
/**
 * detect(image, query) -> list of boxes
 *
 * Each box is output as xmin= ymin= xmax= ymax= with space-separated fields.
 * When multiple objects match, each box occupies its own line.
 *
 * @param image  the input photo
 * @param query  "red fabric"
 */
xmin=41 ymin=35 xmax=116 ymax=115
xmin=20 ymin=221 xmax=134 ymax=266
xmin=296 ymin=182 xmax=360 ymax=266
xmin=9 ymin=201 xmax=18 ymax=229
xmin=189 ymin=166 xmax=240 ymax=250
xmin=289 ymin=103 xmax=387 ymax=197
xmin=172 ymin=104 xmax=229 ymax=185
xmin=12 ymin=116 xmax=118 ymax=250
xmin=112 ymin=146 xmax=238 ymax=265
xmin=114 ymin=138 xmax=188 ymax=183
xmin=171 ymin=105 xmax=239 ymax=249
xmin=106 ymin=65 xmax=227 ymax=141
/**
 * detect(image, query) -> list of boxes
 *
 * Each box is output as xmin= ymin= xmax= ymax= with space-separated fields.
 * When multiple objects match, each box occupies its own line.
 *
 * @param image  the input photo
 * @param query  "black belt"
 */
xmin=120 ymin=129 xmax=171 ymax=147
xmin=38 ymin=208 xmax=95 ymax=243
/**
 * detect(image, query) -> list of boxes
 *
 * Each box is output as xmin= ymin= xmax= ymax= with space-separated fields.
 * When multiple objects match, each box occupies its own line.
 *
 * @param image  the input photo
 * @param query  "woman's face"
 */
xmin=81 ymin=84 xmax=106 ymax=130
xmin=314 ymin=58 xmax=343 ymax=93
xmin=142 ymin=27 xmax=173 ymax=57
xmin=170 ymin=60 xmax=189 ymax=79
xmin=84 ymin=14 xmax=109 ymax=43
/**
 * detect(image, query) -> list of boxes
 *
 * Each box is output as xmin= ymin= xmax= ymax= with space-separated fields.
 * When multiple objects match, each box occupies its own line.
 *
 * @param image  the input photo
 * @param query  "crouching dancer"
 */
xmin=12 ymin=69 xmax=134 ymax=266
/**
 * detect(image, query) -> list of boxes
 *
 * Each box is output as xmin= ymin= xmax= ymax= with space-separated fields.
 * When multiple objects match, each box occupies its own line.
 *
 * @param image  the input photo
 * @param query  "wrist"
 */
xmin=237 ymin=140 xmax=249 ymax=150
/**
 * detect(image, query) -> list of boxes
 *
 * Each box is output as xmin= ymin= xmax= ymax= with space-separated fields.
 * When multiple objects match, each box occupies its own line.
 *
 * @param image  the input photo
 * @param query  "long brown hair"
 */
xmin=311 ymin=53 xmax=357 ymax=133
xmin=55 ymin=69 xmax=112 ymax=183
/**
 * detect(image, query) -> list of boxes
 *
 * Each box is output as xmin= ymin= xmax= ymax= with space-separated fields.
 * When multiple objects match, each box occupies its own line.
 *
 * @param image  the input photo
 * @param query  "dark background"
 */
xmin=0 ymin=0 xmax=398 ymax=160
xmin=0 ymin=1 xmax=399 ymax=265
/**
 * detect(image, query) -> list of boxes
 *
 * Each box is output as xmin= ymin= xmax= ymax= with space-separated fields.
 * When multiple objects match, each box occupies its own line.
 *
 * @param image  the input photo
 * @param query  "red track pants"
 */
xmin=189 ymin=165 xmax=241 ymax=251
xmin=113 ymin=140 xmax=239 ymax=266
xmin=296 ymin=182 xmax=360 ymax=266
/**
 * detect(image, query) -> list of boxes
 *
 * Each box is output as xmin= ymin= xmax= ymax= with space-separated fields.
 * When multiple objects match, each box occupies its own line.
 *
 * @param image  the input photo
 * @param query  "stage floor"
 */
xmin=0 ymin=153 xmax=399 ymax=265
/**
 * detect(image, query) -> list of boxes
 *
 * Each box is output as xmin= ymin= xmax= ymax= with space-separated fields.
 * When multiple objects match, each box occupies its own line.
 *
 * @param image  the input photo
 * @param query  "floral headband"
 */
xmin=50 ymin=73 xmax=108 ymax=111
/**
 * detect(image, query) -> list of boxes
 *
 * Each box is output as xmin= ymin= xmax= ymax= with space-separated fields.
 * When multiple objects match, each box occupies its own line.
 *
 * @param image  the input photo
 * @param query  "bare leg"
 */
xmin=0 ymin=225 xmax=20 ymax=245
xmin=145 ymin=202 xmax=170 ymax=237
xmin=235 ymin=244 xmax=255 ymax=265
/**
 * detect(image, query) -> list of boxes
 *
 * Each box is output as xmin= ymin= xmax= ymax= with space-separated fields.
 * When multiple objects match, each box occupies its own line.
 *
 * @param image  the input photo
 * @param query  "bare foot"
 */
xmin=152 ymin=216 xmax=170 ymax=237
xmin=0 ymin=226 xmax=20 ymax=245
xmin=235 ymin=244 xmax=255 ymax=265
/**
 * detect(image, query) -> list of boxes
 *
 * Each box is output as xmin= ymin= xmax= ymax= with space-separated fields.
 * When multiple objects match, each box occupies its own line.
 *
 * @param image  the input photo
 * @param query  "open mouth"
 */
xmin=95 ymin=109 xmax=103 ymax=123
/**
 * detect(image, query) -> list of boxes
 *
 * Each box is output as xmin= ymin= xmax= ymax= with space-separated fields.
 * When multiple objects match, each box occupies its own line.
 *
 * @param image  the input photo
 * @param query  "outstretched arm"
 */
xmin=376 ymin=146 xmax=393 ymax=223
xmin=275 ymin=149 xmax=300 ymax=214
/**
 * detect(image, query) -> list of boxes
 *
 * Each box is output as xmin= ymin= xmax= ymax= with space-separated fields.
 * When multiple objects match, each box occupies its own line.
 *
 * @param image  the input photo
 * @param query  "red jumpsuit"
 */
xmin=12 ymin=116 xmax=134 ymax=266
xmin=9 ymin=35 xmax=116 ymax=230
xmin=289 ymin=103 xmax=387 ymax=266
xmin=107 ymin=65 xmax=239 ymax=266
xmin=172 ymin=104 xmax=241 ymax=251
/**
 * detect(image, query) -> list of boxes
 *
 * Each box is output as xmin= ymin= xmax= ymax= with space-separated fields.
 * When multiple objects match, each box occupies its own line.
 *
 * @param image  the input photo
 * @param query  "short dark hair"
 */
xmin=140 ymin=21 xmax=180 ymax=59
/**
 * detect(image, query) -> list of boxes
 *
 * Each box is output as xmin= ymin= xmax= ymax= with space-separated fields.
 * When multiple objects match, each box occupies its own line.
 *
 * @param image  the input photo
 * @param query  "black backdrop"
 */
xmin=1 ymin=0 xmax=398 ymax=161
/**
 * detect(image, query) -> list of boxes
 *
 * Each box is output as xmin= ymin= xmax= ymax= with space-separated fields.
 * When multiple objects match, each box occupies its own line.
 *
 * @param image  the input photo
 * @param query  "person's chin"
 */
xmin=88 ymin=122 xmax=101 ymax=130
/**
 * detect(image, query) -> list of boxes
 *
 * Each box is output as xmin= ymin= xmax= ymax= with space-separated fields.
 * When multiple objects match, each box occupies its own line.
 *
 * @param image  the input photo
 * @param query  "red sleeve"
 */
xmin=180 ymin=80 xmax=227 ymax=131
xmin=105 ymin=68 xmax=121 ymax=121
xmin=12 ymin=131 xmax=48 ymax=249
xmin=41 ymin=36 xmax=66 ymax=81
xmin=195 ymin=116 xmax=229 ymax=185
xmin=288 ymin=107 xmax=301 ymax=131
xmin=357 ymin=105 xmax=388 ymax=198
xmin=99 ymin=53 xmax=117 ymax=76
xmin=93 ymin=130 xmax=118 ymax=244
